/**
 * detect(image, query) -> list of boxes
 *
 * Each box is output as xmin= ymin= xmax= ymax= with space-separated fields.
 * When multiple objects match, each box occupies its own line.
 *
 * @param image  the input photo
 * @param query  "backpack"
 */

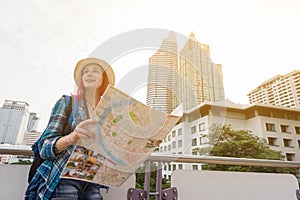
xmin=28 ymin=95 xmax=73 ymax=183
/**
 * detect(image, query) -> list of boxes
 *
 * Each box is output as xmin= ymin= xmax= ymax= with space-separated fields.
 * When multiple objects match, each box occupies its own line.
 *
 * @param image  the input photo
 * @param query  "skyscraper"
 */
xmin=23 ymin=113 xmax=41 ymax=146
xmin=146 ymin=32 xmax=179 ymax=113
xmin=26 ymin=113 xmax=40 ymax=132
xmin=179 ymin=32 xmax=225 ymax=111
xmin=0 ymin=100 xmax=30 ymax=145
xmin=248 ymin=70 xmax=300 ymax=108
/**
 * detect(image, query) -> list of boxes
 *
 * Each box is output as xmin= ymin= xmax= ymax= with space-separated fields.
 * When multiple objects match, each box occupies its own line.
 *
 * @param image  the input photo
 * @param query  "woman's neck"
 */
xmin=84 ymin=89 xmax=96 ymax=108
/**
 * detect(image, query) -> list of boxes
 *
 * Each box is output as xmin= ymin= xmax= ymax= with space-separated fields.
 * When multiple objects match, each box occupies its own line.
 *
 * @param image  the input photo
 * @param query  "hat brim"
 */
xmin=74 ymin=58 xmax=115 ymax=86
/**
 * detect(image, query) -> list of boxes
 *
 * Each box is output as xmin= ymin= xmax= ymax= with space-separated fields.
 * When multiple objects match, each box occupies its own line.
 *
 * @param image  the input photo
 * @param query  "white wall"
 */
xmin=172 ymin=170 xmax=299 ymax=200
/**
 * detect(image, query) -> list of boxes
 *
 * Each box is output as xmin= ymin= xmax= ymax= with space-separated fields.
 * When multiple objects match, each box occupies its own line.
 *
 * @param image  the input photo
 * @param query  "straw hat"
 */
xmin=74 ymin=58 xmax=115 ymax=86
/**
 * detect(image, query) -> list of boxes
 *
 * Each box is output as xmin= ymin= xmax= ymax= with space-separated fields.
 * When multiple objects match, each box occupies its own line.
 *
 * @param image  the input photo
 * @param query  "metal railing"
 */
xmin=1 ymin=146 xmax=300 ymax=199
xmin=127 ymin=153 xmax=300 ymax=200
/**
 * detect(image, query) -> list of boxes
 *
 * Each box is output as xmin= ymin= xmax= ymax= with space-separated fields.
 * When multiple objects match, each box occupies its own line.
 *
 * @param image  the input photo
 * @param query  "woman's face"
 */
xmin=82 ymin=64 xmax=104 ymax=90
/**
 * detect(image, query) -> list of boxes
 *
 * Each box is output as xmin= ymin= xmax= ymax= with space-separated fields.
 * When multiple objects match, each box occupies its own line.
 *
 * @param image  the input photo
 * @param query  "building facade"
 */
xmin=179 ymin=32 xmax=225 ymax=111
xmin=23 ymin=112 xmax=41 ymax=146
xmin=248 ymin=70 xmax=300 ymax=109
xmin=147 ymin=31 xmax=225 ymax=113
xmin=146 ymin=31 xmax=179 ymax=113
xmin=26 ymin=113 xmax=39 ymax=132
xmin=158 ymin=101 xmax=300 ymax=179
xmin=0 ymin=100 xmax=30 ymax=145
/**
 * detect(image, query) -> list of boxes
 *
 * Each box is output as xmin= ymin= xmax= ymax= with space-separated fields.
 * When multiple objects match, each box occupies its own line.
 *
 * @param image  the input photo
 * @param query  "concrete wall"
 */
xmin=0 ymin=165 xmax=29 ymax=199
xmin=0 ymin=165 xmax=135 ymax=200
xmin=172 ymin=170 xmax=299 ymax=200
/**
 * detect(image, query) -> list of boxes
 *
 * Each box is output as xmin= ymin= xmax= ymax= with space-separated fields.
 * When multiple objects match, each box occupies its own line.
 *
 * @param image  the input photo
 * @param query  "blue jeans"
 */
xmin=51 ymin=178 xmax=103 ymax=200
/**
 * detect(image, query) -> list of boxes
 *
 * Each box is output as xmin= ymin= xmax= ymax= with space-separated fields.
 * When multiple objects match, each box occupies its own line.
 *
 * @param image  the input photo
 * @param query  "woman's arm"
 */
xmin=38 ymin=96 xmax=71 ymax=159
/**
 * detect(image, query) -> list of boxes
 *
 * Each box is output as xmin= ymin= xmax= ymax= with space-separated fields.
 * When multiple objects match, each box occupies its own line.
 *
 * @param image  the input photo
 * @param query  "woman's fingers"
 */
xmin=74 ymin=119 xmax=98 ymax=140
xmin=78 ymin=118 xmax=98 ymax=127
xmin=76 ymin=127 xmax=95 ymax=139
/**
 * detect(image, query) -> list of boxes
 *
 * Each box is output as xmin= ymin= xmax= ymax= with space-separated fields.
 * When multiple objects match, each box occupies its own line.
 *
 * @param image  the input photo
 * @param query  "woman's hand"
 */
xmin=54 ymin=119 xmax=98 ymax=154
xmin=68 ymin=119 xmax=98 ymax=144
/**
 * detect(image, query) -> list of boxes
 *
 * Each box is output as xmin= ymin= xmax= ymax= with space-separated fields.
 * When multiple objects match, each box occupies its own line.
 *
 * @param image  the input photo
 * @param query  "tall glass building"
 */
xmin=146 ymin=31 xmax=179 ymax=113
xmin=179 ymin=32 xmax=225 ymax=111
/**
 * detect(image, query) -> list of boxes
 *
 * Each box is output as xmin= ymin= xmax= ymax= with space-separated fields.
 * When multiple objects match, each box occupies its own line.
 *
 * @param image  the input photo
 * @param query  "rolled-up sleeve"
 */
xmin=39 ymin=96 xmax=68 ymax=160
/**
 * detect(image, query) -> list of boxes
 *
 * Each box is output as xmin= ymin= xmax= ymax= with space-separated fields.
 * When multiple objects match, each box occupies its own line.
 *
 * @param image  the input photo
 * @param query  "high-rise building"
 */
xmin=147 ymin=32 xmax=179 ymax=113
xmin=180 ymin=32 xmax=225 ymax=111
xmin=26 ymin=113 xmax=40 ymax=132
xmin=23 ymin=113 xmax=41 ymax=146
xmin=248 ymin=70 xmax=300 ymax=108
xmin=0 ymin=100 xmax=30 ymax=145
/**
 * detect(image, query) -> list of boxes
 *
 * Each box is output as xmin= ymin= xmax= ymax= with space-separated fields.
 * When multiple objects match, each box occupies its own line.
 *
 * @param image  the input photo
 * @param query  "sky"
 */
xmin=0 ymin=0 xmax=299 ymax=131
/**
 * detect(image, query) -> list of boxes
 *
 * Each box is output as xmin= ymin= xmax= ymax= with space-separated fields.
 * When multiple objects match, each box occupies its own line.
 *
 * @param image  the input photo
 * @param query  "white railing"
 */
xmin=1 ymin=147 xmax=300 ymax=199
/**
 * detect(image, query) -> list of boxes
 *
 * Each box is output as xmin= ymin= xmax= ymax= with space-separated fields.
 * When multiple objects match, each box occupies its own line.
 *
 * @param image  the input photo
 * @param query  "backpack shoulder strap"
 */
xmin=63 ymin=95 xmax=74 ymax=135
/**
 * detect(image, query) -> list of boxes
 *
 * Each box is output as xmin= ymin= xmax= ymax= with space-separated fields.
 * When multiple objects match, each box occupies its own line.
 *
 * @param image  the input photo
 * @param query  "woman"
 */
xmin=25 ymin=58 xmax=115 ymax=200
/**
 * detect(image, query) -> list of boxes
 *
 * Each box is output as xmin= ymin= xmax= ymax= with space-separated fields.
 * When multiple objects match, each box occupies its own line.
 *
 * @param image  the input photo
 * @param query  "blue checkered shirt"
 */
xmin=24 ymin=95 xmax=82 ymax=200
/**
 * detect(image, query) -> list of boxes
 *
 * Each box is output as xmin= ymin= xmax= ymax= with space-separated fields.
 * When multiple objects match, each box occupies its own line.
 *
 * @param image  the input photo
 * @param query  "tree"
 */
xmin=10 ymin=160 xmax=32 ymax=165
xmin=199 ymin=124 xmax=297 ymax=174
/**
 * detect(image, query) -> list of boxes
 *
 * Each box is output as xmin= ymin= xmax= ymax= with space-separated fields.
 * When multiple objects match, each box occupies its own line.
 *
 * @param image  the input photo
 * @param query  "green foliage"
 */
xmin=200 ymin=124 xmax=298 ymax=175
xmin=10 ymin=160 xmax=32 ymax=165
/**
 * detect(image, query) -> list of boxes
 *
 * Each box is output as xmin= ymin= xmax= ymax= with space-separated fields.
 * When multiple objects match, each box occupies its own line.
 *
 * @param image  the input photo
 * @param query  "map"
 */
xmin=61 ymin=85 xmax=182 ymax=187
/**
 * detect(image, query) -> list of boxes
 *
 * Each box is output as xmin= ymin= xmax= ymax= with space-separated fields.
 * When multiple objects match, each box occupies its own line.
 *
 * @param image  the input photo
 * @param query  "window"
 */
xmin=168 ymin=165 xmax=171 ymax=171
xmin=295 ymin=126 xmax=300 ymax=134
xmin=172 ymin=141 xmax=176 ymax=148
xmin=178 ymin=140 xmax=183 ymax=147
xmin=199 ymin=137 xmax=203 ymax=145
xmin=192 ymin=165 xmax=198 ymax=170
xmin=178 ymin=164 xmax=183 ymax=169
xmin=286 ymin=153 xmax=295 ymax=161
xmin=267 ymin=137 xmax=278 ymax=146
xmin=173 ymin=164 xmax=176 ymax=171
xmin=192 ymin=138 xmax=197 ymax=146
xmin=192 ymin=151 xmax=197 ymax=155
xmin=266 ymin=123 xmax=276 ymax=132
xmin=280 ymin=125 xmax=290 ymax=133
xmin=164 ymin=146 xmax=167 ymax=151
xmin=172 ymin=130 xmax=176 ymax=137
xmin=168 ymin=135 xmax=171 ymax=141
xmin=178 ymin=128 xmax=182 ymax=135
xmin=168 ymin=145 xmax=171 ymax=151
xmin=178 ymin=151 xmax=182 ymax=154
xmin=191 ymin=126 xmax=196 ymax=134
xmin=283 ymin=138 xmax=293 ymax=147
xmin=199 ymin=123 xmax=205 ymax=131
xmin=164 ymin=164 xmax=167 ymax=170
xmin=298 ymin=140 xmax=300 ymax=148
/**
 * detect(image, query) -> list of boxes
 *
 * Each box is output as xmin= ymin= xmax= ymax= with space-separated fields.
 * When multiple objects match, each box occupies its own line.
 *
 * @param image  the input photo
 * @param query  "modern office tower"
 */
xmin=159 ymin=100 xmax=300 ymax=179
xmin=23 ymin=113 xmax=41 ymax=146
xmin=179 ymin=32 xmax=225 ymax=111
xmin=248 ymin=70 xmax=300 ymax=108
xmin=147 ymin=31 xmax=179 ymax=113
xmin=26 ymin=113 xmax=39 ymax=132
xmin=0 ymin=100 xmax=30 ymax=145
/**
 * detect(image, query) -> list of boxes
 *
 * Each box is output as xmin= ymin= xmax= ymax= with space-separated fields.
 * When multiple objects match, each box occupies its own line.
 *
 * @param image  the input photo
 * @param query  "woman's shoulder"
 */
xmin=50 ymin=95 xmax=70 ymax=114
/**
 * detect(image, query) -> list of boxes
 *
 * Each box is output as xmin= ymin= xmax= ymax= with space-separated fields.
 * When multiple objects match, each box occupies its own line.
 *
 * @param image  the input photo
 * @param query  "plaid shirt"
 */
xmin=25 ymin=95 xmax=84 ymax=200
